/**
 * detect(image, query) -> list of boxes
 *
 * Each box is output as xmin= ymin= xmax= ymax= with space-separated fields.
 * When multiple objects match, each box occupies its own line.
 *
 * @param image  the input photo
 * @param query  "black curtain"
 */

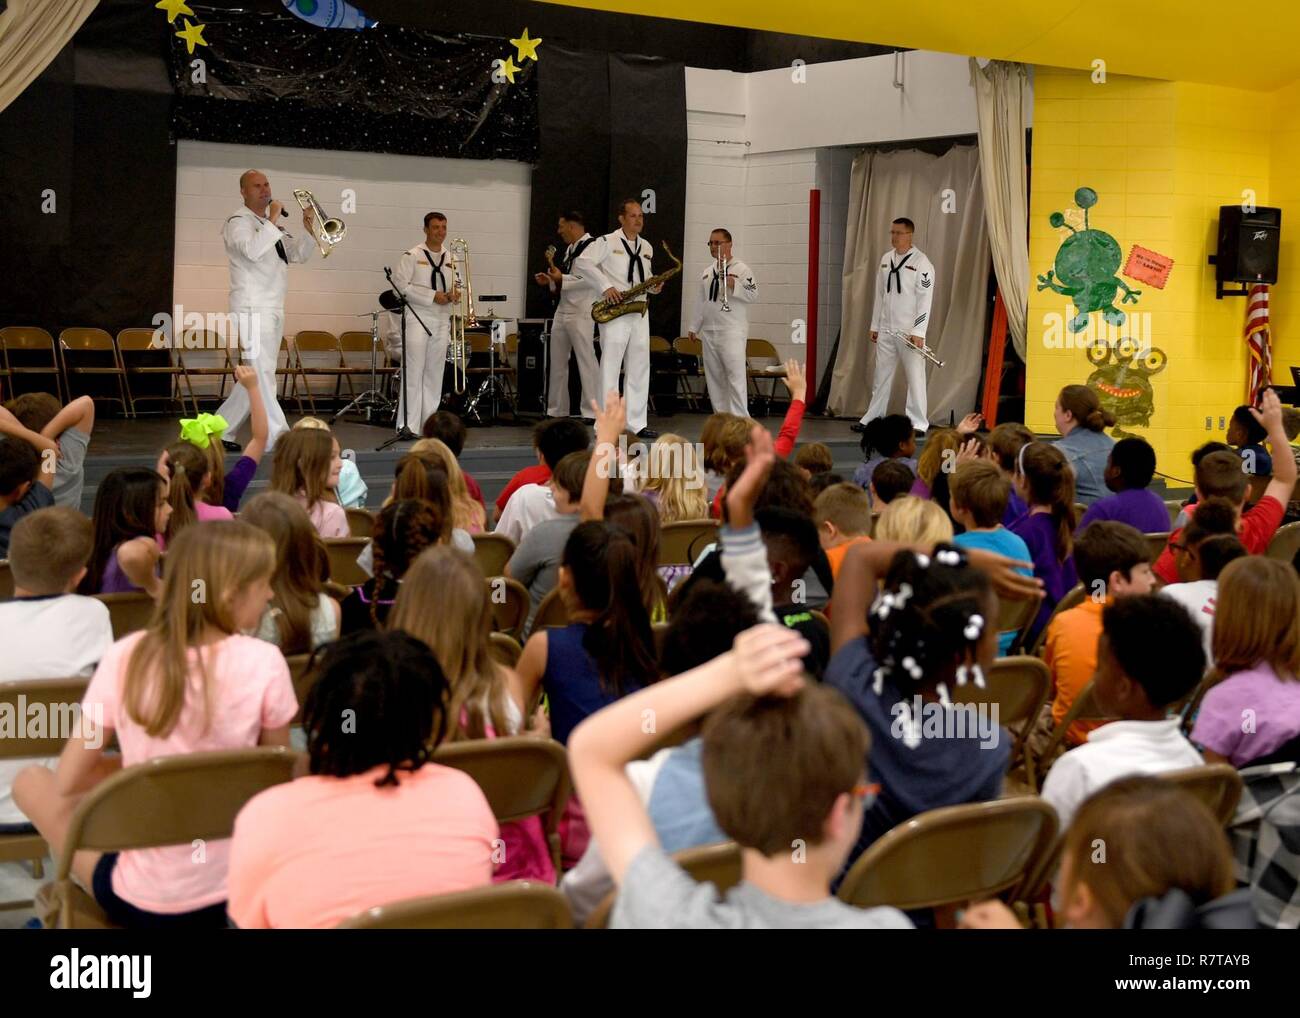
xmin=526 ymin=48 xmax=686 ymax=340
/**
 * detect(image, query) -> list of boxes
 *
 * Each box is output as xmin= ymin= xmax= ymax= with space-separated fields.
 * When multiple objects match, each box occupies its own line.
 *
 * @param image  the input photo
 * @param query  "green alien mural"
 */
xmin=1038 ymin=187 xmax=1142 ymax=332
xmin=1084 ymin=336 xmax=1166 ymax=436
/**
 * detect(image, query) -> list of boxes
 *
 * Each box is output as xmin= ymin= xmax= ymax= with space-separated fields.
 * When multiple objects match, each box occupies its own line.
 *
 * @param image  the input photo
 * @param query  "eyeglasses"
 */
xmin=851 ymin=782 xmax=881 ymax=807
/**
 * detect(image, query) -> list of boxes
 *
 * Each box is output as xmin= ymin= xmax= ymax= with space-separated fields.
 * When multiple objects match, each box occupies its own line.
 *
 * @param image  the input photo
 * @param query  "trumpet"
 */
xmin=292 ymin=188 xmax=346 ymax=258
xmin=717 ymin=254 xmax=731 ymax=312
xmin=883 ymin=329 xmax=944 ymax=368
xmin=447 ymin=237 xmax=476 ymax=394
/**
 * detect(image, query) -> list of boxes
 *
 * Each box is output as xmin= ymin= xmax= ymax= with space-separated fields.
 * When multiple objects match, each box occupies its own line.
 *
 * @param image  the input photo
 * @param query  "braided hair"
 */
xmin=867 ymin=543 xmax=994 ymax=746
xmin=370 ymin=498 xmax=442 ymax=628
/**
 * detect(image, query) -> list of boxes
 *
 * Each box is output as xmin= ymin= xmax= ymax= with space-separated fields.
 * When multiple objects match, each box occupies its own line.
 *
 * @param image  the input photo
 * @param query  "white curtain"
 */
xmin=0 ymin=0 xmax=98 ymax=115
xmin=971 ymin=58 xmax=1030 ymax=360
xmin=828 ymin=145 xmax=991 ymax=423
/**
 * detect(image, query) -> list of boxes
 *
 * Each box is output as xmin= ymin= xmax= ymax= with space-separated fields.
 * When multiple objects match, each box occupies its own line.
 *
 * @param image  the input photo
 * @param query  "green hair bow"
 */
xmin=178 ymin=413 xmax=229 ymax=449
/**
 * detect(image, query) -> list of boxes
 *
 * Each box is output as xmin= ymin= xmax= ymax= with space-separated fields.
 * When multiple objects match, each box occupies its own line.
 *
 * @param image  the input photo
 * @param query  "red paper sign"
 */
xmin=1124 ymin=245 xmax=1174 ymax=289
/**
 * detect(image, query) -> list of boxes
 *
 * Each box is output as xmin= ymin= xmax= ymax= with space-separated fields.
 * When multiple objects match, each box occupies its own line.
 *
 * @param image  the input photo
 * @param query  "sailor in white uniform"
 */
xmin=856 ymin=217 xmax=936 ymax=434
xmin=391 ymin=211 xmax=458 ymax=431
xmin=217 ymin=169 xmax=316 ymax=450
xmin=574 ymin=199 xmax=662 ymax=439
xmin=534 ymin=210 xmax=601 ymax=420
xmin=687 ymin=228 xmax=757 ymax=418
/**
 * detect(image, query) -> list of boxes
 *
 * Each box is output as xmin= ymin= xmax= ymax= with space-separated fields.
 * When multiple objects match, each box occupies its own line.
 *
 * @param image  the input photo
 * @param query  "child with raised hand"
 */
xmin=0 ymin=432 xmax=57 ymax=559
xmin=269 ymin=425 xmax=347 ymax=539
xmin=14 ymin=520 xmax=296 ymax=928
xmin=79 ymin=467 xmax=171 ymax=598
xmin=1191 ymin=557 xmax=1300 ymax=767
xmin=570 ymin=622 xmax=913 ymax=929
xmin=961 ymin=776 xmax=1254 ymax=929
xmin=240 ymin=492 xmax=341 ymax=653
xmin=1010 ymin=441 xmax=1079 ymax=641
xmin=227 ymin=630 xmax=498 ymax=929
xmin=1076 ymin=436 xmax=1170 ymax=534
xmin=177 ymin=364 xmax=268 ymax=514
xmin=3 ymin=392 xmax=94 ymax=511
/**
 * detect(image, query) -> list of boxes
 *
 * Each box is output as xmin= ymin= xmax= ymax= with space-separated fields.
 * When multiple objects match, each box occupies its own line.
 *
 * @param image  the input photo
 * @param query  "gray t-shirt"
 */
xmin=507 ymin=514 xmax=580 ymax=621
xmin=609 ymin=844 xmax=914 ymax=930
xmin=53 ymin=428 xmax=90 ymax=511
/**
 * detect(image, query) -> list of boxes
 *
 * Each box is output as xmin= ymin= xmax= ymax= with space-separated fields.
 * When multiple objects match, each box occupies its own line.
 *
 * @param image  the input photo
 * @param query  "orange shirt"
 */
xmin=1043 ymin=598 xmax=1106 ymax=747
xmin=823 ymin=535 xmax=873 ymax=582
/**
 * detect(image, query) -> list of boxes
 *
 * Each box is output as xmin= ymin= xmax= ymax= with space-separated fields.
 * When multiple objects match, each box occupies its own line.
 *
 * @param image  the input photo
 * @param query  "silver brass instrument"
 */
xmin=447 ymin=238 xmax=476 ymax=394
xmin=896 ymin=329 xmax=944 ymax=368
xmin=718 ymin=254 xmax=731 ymax=312
xmin=292 ymin=188 xmax=346 ymax=258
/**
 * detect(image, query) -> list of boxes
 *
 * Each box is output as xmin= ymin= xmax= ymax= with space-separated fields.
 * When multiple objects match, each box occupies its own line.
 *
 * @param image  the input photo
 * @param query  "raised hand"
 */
xmin=780 ymin=359 xmax=807 ymax=403
xmin=234 ymin=364 xmax=257 ymax=389
xmin=957 ymin=412 xmax=984 ymax=435
xmin=732 ymin=624 xmax=809 ymax=698
xmin=591 ymin=389 xmax=627 ymax=446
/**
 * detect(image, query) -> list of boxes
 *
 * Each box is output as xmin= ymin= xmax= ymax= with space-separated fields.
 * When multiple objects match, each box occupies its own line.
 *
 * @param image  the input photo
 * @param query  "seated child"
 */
xmin=421 ymin=409 xmax=486 ymax=512
xmin=1191 ymin=556 xmax=1300 ymax=767
xmin=78 ymin=467 xmax=170 ymax=598
xmin=227 ymin=631 xmax=497 ymax=928
xmin=1010 ymin=442 xmax=1079 ymax=642
xmin=1227 ymin=402 xmax=1274 ymax=502
xmin=1159 ymin=498 xmax=1243 ymax=660
xmin=294 ymin=418 xmax=367 ymax=509
xmin=505 ymin=450 xmax=590 ymax=629
xmin=3 ymin=393 xmax=94 ymax=511
xmin=808 ymin=471 xmax=846 ymax=498
xmin=852 ymin=414 xmax=916 ymax=490
xmin=868 ymin=459 xmax=914 ymax=509
xmin=1041 ymin=594 xmax=1205 ymax=829
xmin=794 ymin=441 xmax=834 ymax=480
xmin=988 ymin=422 xmax=1033 ymax=526
xmin=340 ymin=499 xmax=443 ymax=634
xmin=813 ymin=482 xmax=873 ymax=582
xmin=873 ymin=494 xmax=953 ymax=544
xmin=1076 ymin=436 xmax=1170 ymax=534
xmin=270 ymin=426 xmax=347 ymax=539
xmin=0 ymin=434 xmax=55 ymax=559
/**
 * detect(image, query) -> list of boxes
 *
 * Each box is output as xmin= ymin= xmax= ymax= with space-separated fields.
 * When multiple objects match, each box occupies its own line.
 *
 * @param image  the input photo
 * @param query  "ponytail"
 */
xmin=1059 ymin=384 xmax=1117 ymax=433
xmin=1018 ymin=442 xmax=1076 ymax=562
xmin=164 ymin=441 xmax=208 ymax=543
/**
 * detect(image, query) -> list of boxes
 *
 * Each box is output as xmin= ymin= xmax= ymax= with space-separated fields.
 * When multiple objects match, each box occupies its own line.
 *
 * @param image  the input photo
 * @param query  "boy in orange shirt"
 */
xmin=1041 ymin=521 xmax=1156 ymax=754
xmin=813 ymin=482 xmax=872 ymax=581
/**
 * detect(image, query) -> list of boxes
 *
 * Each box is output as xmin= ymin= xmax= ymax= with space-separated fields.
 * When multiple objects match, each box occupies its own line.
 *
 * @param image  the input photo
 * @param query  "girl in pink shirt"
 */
xmin=227 ymin=630 xmax=499 ymax=929
xmin=14 ymin=520 xmax=297 ymax=927
xmin=270 ymin=427 xmax=348 ymax=539
xmin=159 ymin=441 xmax=235 ymax=548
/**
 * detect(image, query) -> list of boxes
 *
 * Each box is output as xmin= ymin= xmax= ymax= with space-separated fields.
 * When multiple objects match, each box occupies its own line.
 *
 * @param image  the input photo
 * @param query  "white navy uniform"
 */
xmin=861 ymin=245 xmax=936 ymax=432
xmin=217 ymin=205 xmax=315 ymax=448
xmin=575 ymin=229 xmax=656 ymax=433
xmin=687 ymin=258 xmax=757 ymax=417
xmin=391 ymin=241 xmax=455 ymax=430
xmin=545 ymin=233 xmax=602 ymax=419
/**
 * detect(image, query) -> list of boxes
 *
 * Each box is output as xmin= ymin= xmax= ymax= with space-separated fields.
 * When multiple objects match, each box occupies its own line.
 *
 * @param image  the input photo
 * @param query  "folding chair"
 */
xmin=176 ymin=330 xmax=236 ymax=409
xmin=648 ymin=335 xmax=697 ymax=413
xmin=745 ymin=338 xmax=786 ymax=416
xmin=284 ymin=652 xmax=322 ymax=725
xmin=433 ymin=738 xmax=571 ymax=875
xmin=0 ymin=559 xmax=13 ymax=601
xmin=116 ymin=328 xmax=197 ymax=416
xmin=1034 ymin=680 xmax=1119 ymax=776
xmin=290 ymin=331 xmax=352 ymax=413
xmin=488 ymin=576 xmax=530 ymax=639
xmin=93 ymin=591 xmax=156 ymax=640
xmin=1165 ymin=499 xmax=1184 ymax=527
xmin=472 ymin=532 xmax=517 ymax=577
xmin=323 ymin=537 xmax=370 ymax=587
xmin=338 ymin=880 xmax=573 ymax=930
xmin=1266 ymin=521 xmax=1300 ymax=563
xmin=1028 ymin=583 xmax=1087 ymax=657
xmin=996 ymin=592 xmax=1044 ymax=656
xmin=584 ymin=841 xmax=742 ymax=929
xmin=672 ymin=335 xmax=706 ymax=410
xmin=36 ymin=747 xmax=300 ymax=928
xmin=345 ymin=507 xmax=375 ymax=538
xmin=836 ymin=797 xmax=1059 ymax=923
xmin=955 ymin=655 xmax=1052 ymax=792
xmin=58 ymin=328 xmax=131 ymax=416
xmin=1162 ymin=763 xmax=1244 ymax=826
xmin=658 ymin=520 xmax=719 ymax=567
xmin=488 ymin=631 xmax=523 ymax=668
xmin=532 ymin=588 xmax=570 ymax=629
xmin=338 ymin=330 xmax=399 ymax=405
xmin=276 ymin=336 xmax=311 ymax=414
xmin=0 ymin=677 xmax=90 ymax=909
xmin=1143 ymin=531 xmax=1171 ymax=564
xmin=0 ymin=327 xmax=64 ymax=401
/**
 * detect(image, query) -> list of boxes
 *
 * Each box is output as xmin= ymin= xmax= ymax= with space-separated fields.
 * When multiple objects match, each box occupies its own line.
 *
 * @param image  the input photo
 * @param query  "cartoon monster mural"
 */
xmin=1084 ymin=337 xmax=1166 ymax=436
xmin=1038 ymin=187 xmax=1142 ymax=333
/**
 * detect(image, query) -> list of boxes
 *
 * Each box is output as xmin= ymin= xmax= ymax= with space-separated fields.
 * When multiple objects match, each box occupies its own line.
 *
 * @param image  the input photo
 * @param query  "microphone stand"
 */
xmin=377 ymin=266 xmax=432 ymax=451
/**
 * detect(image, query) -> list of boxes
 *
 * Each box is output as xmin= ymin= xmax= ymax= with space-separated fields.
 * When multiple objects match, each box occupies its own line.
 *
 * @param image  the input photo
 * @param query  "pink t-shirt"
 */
xmin=296 ymin=494 xmax=349 ymax=539
xmin=82 ymin=632 xmax=297 ymax=913
xmin=227 ymin=763 xmax=498 ymax=929
xmin=195 ymin=502 xmax=234 ymax=523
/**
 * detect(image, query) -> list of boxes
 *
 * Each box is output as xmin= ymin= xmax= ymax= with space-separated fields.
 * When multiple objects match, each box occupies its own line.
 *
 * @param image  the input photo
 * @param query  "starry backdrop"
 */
xmin=169 ymin=8 xmax=539 ymax=162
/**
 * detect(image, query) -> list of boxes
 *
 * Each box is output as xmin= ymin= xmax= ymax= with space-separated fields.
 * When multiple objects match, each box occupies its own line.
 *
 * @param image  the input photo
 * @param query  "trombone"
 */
xmin=292 ymin=188 xmax=346 ymax=258
xmin=447 ymin=238 xmax=476 ymax=394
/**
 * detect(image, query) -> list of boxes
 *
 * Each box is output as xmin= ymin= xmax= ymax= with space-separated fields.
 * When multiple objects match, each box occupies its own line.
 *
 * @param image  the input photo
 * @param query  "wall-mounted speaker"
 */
xmin=1216 ymin=206 xmax=1281 ymax=284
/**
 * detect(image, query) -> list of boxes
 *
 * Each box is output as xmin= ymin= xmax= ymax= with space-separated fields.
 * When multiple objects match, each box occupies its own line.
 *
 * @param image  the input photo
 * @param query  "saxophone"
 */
xmin=591 ymin=241 xmax=682 ymax=323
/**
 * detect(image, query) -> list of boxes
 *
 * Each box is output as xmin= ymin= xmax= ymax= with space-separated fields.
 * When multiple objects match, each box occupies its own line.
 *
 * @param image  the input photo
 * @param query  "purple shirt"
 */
xmin=1192 ymin=662 xmax=1300 ymax=766
xmin=1077 ymin=488 xmax=1170 ymax=535
xmin=1002 ymin=489 xmax=1028 ymax=528
xmin=222 ymin=455 xmax=258 ymax=512
xmin=100 ymin=546 xmax=143 ymax=594
xmin=908 ymin=477 xmax=932 ymax=501
xmin=1010 ymin=510 xmax=1078 ymax=638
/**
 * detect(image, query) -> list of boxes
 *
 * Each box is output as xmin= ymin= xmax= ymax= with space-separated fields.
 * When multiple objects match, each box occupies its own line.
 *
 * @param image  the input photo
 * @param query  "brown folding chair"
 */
xmin=745 ymin=338 xmax=786 ymax=415
xmin=338 ymin=880 xmax=572 ymax=929
xmin=0 ymin=559 xmax=13 ymax=601
xmin=836 ymin=797 xmax=1059 ymax=922
xmin=488 ymin=576 xmax=530 ymax=639
xmin=176 ymin=330 xmax=237 ymax=407
xmin=116 ymin=328 xmax=197 ymax=416
xmin=276 ymin=336 xmax=311 ymax=414
xmin=433 ymin=737 xmax=571 ymax=875
xmin=0 ymin=677 xmax=91 ymax=909
xmin=954 ymin=655 xmax=1052 ymax=792
xmin=671 ymin=335 xmax=705 ymax=410
xmin=1 ymin=327 xmax=64 ymax=401
xmin=345 ymin=507 xmax=375 ymax=538
xmin=1161 ymin=763 xmax=1244 ymax=825
xmin=290 ymin=331 xmax=353 ymax=412
xmin=1266 ymin=521 xmax=1300 ymax=563
xmin=1143 ymin=531 xmax=1171 ymax=564
xmin=93 ymin=591 xmax=156 ymax=640
xmin=488 ymin=631 xmax=523 ymax=668
xmin=284 ymin=652 xmax=322 ymax=725
xmin=996 ymin=592 xmax=1044 ymax=656
xmin=58 ymin=328 xmax=131 ymax=416
xmin=532 ymin=588 xmax=570 ymax=630
xmin=1028 ymin=583 xmax=1087 ymax=657
xmin=37 ymin=747 xmax=300 ymax=928
xmin=472 ymin=532 xmax=517 ymax=577
xmin=585 ymin=841 xmax=742 ymax=929
xmin=658 ymin=520 xmax=719 ymax=567
xmin=323 ymin=537 xmax=370 ymax=587
xmin=1035 ymin=680 xmax=1119 ymax=775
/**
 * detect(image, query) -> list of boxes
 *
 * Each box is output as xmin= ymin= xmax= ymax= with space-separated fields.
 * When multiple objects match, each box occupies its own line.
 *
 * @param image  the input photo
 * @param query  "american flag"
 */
xmin=1245 ymin=283 xmax=1272 ymax=403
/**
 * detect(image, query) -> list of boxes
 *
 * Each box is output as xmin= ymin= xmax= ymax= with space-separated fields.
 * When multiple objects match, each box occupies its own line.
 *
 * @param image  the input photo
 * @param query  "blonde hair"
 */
xmin=409 ymin=437 xmax=485 ymax=531
xmin=388 ymin=546 xmax=515 ymax=740
xmin=293 ymin=416 xmax=330 ymax=431
xmin=874 ymin=495 xmax=954 ymax=544
xmin=813 ymin=483 xmax=872 ymax=537
xmin=915 ymin=428 xmax=961 ymax=488
xmin=270 ymin=428 xmax=338 ymax=512
xmin=701 ymin=413 xmax=744 ymax=474
xmin=1211 ymin=556 xmax=1300 ymax=680
xmin=124 ymin=521 xmax=275 ymax=737
xmin=638 ymin=434 xmax=708 ymax=523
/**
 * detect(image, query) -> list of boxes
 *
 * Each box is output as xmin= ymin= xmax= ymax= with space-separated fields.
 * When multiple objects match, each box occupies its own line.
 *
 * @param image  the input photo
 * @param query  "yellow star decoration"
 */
xmin=511 ymin=28 xmax=542 ymax=62
xmin=175 ymin=19 xmax=208 ymax=54
xmin=499 ymin=55 xmax=521 ymax=84
xmin=155 ymin=0 xmax=194 ymax=23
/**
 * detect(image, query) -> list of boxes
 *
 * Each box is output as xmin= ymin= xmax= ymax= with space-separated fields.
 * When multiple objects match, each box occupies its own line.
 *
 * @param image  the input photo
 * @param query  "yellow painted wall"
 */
xmin=1269 ymin=79 xmax=1300 ymax=377
xmin=1027 ymin=67 xmax=1278 ymax=483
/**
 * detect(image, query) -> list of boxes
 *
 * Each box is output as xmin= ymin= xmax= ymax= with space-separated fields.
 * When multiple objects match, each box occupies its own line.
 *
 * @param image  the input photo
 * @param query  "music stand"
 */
xmin=377 ymin=267 xmax=431 ymax=451
xmin=333 ymin=306 xmax=395 ymax=424
xmin=463 ymin=293 xmax=510 ymax=425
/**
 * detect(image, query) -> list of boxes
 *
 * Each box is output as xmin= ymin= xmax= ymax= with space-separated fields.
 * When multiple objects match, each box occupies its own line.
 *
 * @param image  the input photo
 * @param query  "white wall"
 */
xmin=173 ymin=141 xmax=530 ymax=339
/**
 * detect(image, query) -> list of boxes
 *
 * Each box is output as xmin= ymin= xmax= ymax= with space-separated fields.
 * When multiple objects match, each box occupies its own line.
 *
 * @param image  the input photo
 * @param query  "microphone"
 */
xmin=268 ymin=201 xmax=287 ymax=219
